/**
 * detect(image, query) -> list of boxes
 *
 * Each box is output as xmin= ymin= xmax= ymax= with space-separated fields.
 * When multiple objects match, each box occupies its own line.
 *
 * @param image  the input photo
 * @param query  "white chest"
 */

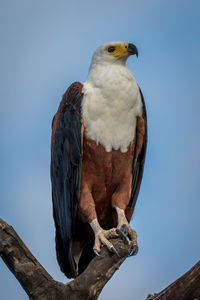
xmin=82 ymin=64 xmax=143 ymax=152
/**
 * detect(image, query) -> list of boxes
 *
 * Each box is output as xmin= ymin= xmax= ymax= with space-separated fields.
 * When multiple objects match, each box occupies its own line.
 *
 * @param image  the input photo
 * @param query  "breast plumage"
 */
xmin=82 ymin=64 xmax=143 ymax=152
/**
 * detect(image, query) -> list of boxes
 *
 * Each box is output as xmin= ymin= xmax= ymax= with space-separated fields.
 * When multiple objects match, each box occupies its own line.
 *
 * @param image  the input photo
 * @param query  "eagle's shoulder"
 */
xmin=51 ymin=82 xmax=83 ymax=150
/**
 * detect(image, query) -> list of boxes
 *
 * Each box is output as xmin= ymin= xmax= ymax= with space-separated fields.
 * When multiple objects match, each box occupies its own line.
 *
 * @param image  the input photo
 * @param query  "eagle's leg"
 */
xmin=78 ymin=184 xmax=120 ymax=256
xmin=115 ymin=207 xmax=138 ymax=256
xmin=90 ymin=218 xmax=119 ymax=256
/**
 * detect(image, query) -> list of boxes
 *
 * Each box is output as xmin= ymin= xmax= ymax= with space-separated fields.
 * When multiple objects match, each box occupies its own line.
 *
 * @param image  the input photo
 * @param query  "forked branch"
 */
xmin=0 ymin=218 xmax=200 ymax=300
xmin=0 ymin=218 xmax=132 ymax=300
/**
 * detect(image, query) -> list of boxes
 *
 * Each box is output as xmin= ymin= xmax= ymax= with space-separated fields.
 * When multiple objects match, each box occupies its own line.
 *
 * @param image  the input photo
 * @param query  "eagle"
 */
xmin=51 ymin=41 xmax=147 ymax=278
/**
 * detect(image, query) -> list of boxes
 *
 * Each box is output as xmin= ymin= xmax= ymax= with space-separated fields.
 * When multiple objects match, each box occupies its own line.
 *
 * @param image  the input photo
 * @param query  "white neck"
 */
xmin=82 ymin=63 xmax=143 ymax=152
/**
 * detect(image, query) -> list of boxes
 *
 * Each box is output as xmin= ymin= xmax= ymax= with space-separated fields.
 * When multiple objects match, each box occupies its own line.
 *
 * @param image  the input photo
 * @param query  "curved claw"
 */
xmin=116 ymin=228 xmax=130 ymax=244
xmin=129 ymin=245 xmax=138 ymax=256
xmin=110 ymin=246 xmax=120 ymax=257
xmin=93 ymin=248 xmax=103 ymax=257
xmin=120 ymin=224 xmax=127 ymax=233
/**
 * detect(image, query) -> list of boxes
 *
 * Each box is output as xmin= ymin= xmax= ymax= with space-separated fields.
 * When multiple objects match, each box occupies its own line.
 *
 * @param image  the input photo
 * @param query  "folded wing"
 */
xmin=51 ymin=82 xmax=83 ymax=278
xmin=128 ymin=88 xmax=147 ymax=209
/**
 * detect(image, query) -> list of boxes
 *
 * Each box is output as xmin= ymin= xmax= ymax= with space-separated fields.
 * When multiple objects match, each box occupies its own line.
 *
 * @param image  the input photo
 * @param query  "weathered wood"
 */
xmin=0 ymin=218 xmax=66 ymax=299
xmin=0 ymin=218 xmax=132 ymax=299
xmin=146 ymin=261 xmax=200 ymax=300
xmin=1 ymin=218 xmax=200 ymax=299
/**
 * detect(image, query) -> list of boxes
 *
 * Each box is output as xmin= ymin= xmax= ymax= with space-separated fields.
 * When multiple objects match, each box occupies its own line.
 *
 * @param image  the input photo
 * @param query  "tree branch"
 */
xmin=1 ymin=217 xmax=200 ymax=300
xmin=0 ymin=218 xmax=66 ymax=299
xmin=0 ymin=218 xmax=132 ymax=300
xmin=146 ymin=261 xmax=200 ymax=300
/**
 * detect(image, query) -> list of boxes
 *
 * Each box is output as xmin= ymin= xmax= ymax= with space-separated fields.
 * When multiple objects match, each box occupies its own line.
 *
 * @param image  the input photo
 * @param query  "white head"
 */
xmin=90 ymin=41 xmax=138 ymax=67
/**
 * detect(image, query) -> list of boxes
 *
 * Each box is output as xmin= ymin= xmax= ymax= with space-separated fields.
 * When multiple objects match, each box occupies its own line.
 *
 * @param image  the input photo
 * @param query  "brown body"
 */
xmin=78 ymin=136 xmax=135 ymax=227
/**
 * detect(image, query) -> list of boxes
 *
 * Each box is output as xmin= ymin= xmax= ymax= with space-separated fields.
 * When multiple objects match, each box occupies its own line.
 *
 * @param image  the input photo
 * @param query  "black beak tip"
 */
xmin=127 ymin=43 xmax=138 ymax=57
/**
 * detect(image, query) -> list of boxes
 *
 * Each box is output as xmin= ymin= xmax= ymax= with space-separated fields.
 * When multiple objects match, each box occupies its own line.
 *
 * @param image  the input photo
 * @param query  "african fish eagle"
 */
xmin=51 ymin=41 xmax=147 ymax=278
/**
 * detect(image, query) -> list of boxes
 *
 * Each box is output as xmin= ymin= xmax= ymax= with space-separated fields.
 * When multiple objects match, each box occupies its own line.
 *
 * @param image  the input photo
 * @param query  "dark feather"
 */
xmin=128 ymin=88 xmax=147 ymax=209
xmin=51 ymin=82 xmax=83 ymax=278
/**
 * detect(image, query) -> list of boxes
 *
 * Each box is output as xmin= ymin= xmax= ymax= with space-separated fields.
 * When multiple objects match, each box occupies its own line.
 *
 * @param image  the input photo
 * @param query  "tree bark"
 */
xmin=146 ymin=261 xmax=200 ymax=300
xmin=0 ymin=218 xmax=200 ymax=300
xmin=0 ymin=218 xmax=133 ymax=299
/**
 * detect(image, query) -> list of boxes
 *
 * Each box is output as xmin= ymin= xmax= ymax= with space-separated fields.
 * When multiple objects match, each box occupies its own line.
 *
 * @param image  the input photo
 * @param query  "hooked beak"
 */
xmin=127 ymin=43 xmax=138 ymax=57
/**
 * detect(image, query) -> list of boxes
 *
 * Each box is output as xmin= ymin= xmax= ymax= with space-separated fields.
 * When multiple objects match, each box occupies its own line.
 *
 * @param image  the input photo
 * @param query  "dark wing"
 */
xmin=128 ymin=88 xmax=147 ymax=209
xmin=51 ymin=82 xmax=83 ymax=278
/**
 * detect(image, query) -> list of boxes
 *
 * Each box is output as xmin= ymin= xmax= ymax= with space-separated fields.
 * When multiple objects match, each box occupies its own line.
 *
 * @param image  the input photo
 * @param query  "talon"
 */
xmin=120 ymin=224 xmax=127 ymax=233
xmin=116 ymin=228 xmax=130 ymax=244
xmin=110 ymin=246 xmax=120 ymax=257
xmin=115 ymin=208 xmax=138 ymax=256
xmin=129 ymin=245 xmax=138 ymax=256
xmin=93 ymin=248 xmax=102 ymax=257
xmin=90 ymin=220 xmax=120 ymax=257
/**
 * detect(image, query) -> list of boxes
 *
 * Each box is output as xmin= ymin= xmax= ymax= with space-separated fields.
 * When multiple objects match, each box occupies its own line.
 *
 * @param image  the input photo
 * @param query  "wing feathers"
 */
xmin=128 ymin=88 xmax=147 ymax=209
xmin=51 ymin=82 xmax=83 ymax=278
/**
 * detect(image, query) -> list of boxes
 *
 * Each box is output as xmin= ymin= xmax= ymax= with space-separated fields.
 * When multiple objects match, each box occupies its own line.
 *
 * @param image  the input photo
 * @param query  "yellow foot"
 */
xmin=93 ymin=228 xmax=119 ymax=256
xmin=90 ymin=219 xmax=119 ymax=256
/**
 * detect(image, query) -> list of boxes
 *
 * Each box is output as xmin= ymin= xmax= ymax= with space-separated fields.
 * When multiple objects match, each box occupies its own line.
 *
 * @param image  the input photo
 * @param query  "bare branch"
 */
xmin=0 ymin=218 xmax=132 ymax=299
xmin=146 ymin=261 xmax=200 ymax=300
xmin=67 ymin=237 xmax=132 ymax=300
xmin=0 ymin=218 xmax=66 ymax=299
xmin=1 ymin=217 xmax=200 ymax=300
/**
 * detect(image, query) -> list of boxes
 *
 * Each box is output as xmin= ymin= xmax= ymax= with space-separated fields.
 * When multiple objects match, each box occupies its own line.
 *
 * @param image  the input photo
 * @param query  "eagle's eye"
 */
xmin=107 ymin=46 xmax=115 ymax=53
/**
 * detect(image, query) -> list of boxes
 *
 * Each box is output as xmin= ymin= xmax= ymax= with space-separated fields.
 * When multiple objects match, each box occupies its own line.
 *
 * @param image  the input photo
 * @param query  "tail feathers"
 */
xmin=55 ymin=227 xmax=94 ymax=278
xmin=55 ymin=227 xmax=77 ymax=279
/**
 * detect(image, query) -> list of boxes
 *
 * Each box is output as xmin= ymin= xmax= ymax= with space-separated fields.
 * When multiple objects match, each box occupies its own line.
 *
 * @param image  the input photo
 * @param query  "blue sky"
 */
xmin=0 ymin=0 xmax=200 ymax=299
